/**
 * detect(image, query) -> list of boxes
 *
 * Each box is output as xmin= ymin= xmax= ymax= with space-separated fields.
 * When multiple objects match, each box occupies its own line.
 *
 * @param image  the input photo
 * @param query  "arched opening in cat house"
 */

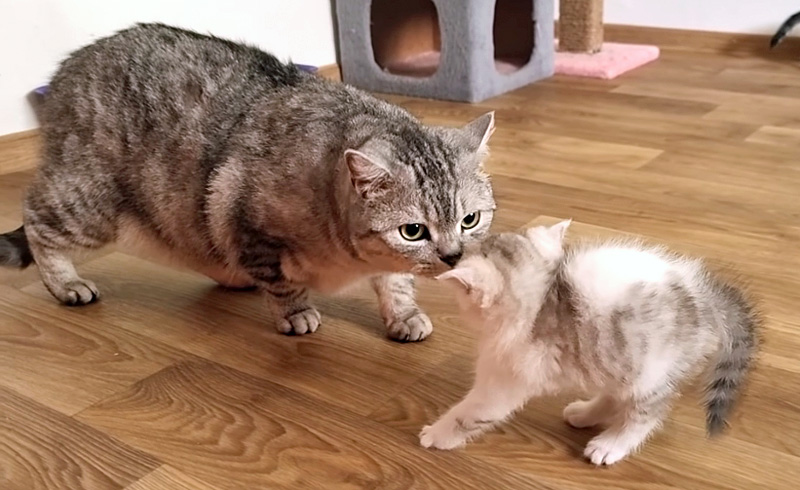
xmin=369 ymin=0 xmax=535 ymax=78
xmin=370 ymin=0 xmax=442 ymax=78
xmin=493 ymin=0 xmax=535 ymax=75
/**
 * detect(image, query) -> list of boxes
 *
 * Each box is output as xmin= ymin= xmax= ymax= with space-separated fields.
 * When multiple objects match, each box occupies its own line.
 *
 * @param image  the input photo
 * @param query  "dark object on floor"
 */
xmin=770 ymin=11 xmax=800 ymax=48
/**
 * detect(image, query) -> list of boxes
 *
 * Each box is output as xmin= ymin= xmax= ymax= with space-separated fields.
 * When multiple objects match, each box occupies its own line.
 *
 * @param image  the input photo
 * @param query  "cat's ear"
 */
xmin=344 ymin=149 xmax=391 ymax=199
xmin=463 ymin=111 xmax=495 ymax=155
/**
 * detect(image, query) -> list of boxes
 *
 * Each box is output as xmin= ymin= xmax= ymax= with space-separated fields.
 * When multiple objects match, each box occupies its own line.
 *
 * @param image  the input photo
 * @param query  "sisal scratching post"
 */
xmin=555 ymin=0 xmax=659 ymax=79
xmin=559 ymin=0 xmax=603 ymax=53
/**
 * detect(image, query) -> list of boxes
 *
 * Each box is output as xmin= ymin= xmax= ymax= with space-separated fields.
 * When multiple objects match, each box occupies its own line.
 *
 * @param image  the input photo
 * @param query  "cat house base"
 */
xmin=335 ymin=0 xmax=555 ymax=103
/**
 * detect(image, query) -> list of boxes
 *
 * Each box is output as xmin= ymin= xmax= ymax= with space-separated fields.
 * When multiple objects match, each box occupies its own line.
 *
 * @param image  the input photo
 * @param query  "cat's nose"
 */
xmin=440 ymin=251 xmax=463 ymax=267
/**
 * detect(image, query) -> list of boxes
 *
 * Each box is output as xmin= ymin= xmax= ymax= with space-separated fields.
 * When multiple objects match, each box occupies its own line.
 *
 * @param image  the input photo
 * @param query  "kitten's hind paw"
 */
xmin=564 ymin=400 xmax=597 ymax=429
xmin=277 ymin=307 xmax=321 ymax=335
xmin=564 ymin=399 xmax=608 ymax=429
xmin=387 ymin=311 xmax=433 ymax=342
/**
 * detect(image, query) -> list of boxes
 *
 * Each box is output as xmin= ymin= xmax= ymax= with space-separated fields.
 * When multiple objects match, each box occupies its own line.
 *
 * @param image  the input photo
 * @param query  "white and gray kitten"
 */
xmin=421 ymin=221 xmax=758 ymax=465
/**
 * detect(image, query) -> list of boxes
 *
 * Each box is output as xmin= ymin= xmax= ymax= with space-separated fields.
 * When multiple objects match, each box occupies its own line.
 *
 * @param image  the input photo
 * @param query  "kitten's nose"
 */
xmin=440 ymin=251 xmax=463 ymax=267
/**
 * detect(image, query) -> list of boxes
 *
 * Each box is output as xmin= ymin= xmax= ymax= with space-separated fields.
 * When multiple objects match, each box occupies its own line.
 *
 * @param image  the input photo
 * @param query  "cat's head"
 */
xmin=437 ymin=221 xmax=571 ymax=312
xmin=345 ymin=112 xmax=497 ymax=276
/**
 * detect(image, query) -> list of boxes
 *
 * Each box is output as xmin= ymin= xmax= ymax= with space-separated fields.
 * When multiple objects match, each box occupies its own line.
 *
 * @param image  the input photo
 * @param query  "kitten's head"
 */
xmin=437 ymin=221 xmax=571 ymax=312
xmin=345 ymin=112 xmax=497 ymax=276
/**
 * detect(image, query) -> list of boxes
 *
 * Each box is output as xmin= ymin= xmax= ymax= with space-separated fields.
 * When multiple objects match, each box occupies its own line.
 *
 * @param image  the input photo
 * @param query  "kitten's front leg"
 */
xmin=371 ymin=274 xmax=432 ymax=342
xmin=420 ymin=361 xmax=530 ymax=450
xmin=261 ymin=280 xmax=320 ymax=335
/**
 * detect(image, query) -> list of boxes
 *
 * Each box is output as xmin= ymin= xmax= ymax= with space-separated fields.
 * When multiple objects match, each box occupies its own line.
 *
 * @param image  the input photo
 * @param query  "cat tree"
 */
xmin=556 ymin=0 xmax=659 ymax=79
xmin=335 ymin=0 xmax=555 ymax=103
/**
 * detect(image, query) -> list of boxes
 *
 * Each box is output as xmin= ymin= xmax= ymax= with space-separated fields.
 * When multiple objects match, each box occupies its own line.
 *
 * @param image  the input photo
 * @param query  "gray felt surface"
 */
xmin=335 ymin=0 xmax=554 ymax=102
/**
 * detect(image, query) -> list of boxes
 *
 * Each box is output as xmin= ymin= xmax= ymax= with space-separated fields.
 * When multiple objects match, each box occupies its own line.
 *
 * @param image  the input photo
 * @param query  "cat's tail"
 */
xmin=0 ymin=226 xmax=34 ymax=268
xmin=703 ymin=277 xmax=760 ymax=436
xmin=771 ymin=11 xmax=800 ymax=48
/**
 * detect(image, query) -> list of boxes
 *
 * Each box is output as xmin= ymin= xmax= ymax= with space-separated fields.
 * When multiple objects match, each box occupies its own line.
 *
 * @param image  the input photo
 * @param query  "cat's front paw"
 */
xmin=277 ymin=307 xmax=321 ymax=335
xmin=55 ymin=279 xmax=100 ymax=306
xmin=387 ymin=311 xmax=433 ymax=342
xmin=419 ymin=419 xmax=466 ymax=450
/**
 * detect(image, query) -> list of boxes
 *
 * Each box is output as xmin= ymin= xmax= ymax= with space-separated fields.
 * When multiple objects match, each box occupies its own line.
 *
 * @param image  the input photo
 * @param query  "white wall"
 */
xmin=3 ymin=1 xmax=799 ymax=136
xmin=554 ymin=1 xmax=800 ymax=37
xmin=0 ymin=0 xmax=337 ymax=136
xmin=602 ymin=1 xmax=800 ymax=36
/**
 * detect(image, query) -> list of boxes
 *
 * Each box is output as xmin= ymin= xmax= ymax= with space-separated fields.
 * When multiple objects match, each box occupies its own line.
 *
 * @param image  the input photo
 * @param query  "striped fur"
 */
xmin=0 ymin=23 xmax=496 ymax=340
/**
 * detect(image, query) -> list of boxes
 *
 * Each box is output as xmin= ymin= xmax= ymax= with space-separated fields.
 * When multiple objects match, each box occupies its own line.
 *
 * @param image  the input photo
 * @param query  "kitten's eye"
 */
xmin=399 ymin=223 xmax=428 ymax=241
xmin=461 ymin=212 xmax=481 ymax=230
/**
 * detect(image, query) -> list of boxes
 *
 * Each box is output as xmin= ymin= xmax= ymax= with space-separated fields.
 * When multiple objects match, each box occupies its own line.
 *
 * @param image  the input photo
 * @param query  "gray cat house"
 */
xmin=335 ymin=0 xmax=554 ymax=103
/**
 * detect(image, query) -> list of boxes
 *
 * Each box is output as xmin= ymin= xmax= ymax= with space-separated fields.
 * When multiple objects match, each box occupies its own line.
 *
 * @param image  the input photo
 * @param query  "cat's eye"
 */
xmin=461 ymin=212 xmax=481 ymax=230
xmin=399 ymin=223 xmax=428 ymax=241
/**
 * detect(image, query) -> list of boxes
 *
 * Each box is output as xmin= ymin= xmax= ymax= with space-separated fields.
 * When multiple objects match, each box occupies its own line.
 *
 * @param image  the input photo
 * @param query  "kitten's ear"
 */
xmin=437 ymin=263 xmax=499 ymax=309
xmin=344 ymin=149 xmax=391 ymax=199
xmin=549 ymin=220 xmax=572 ymax=241
xmin=463 ymin=111 xmax=495 ymax=155
xmin=525 ymin=220 xmax=571 ymax=244
xmin=437 ymin=267 xmax=481 ymax=291
xmin=525 ymin=220 xmax=570 ymax=261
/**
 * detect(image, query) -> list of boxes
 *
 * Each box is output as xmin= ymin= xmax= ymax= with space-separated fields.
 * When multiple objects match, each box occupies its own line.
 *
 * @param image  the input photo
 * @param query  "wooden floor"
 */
xmin=2 ymin=30 xmax=800 ymax=489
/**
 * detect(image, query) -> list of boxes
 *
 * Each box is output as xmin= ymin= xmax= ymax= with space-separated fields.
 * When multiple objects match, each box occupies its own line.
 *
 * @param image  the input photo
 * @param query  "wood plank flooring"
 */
xmin=2 ymin=30 xmax=800 ymax=489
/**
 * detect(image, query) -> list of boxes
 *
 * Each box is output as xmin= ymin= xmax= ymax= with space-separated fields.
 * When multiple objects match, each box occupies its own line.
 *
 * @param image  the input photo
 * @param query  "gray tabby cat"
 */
xmin=0 ymin=23 xmax=497 ymax=341
xmin=422 ymin=222 xmax=758 ymax=464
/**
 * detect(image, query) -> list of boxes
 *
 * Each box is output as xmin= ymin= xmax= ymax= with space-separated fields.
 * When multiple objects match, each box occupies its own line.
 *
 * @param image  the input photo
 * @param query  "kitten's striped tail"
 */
xmin=0 ymin=226 xmax=34 ymax=268
xmin=703 ymin=279 xmax=759 ymax=436
xmin=771 ymin=11 xmax=800 ymax=48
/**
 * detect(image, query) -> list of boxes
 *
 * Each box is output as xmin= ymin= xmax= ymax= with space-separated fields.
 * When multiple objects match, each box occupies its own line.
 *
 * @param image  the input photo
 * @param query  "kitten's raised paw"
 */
xmin=584 ymin=435 xmax=630 ymax=466
xmin=564 ymin=400 xmax=600 ymax=429
xmin=419 ymin=420 xmax=466 ymax=450
xmin=53 ymin=279 xmax=100 ymax=306
xmin=387 ymin=311 xmax=433 ymax=342
xmin=277 ymin=307 xmax=321 ymax=335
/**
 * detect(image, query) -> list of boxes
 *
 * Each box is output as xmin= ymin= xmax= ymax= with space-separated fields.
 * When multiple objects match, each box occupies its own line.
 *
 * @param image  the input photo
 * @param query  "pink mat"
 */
xmin=555 ymin=41 xmax=660 ymax=80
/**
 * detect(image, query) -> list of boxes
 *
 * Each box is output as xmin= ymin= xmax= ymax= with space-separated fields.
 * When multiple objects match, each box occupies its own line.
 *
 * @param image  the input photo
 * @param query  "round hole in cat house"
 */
xmin=493 ymin=0 xmax=535 ymax=75
xmin=370 ymin=0 xmax=442 ymax=78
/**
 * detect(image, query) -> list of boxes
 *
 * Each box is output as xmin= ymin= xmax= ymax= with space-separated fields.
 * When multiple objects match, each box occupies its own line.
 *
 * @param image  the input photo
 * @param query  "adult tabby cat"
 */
xmin=0 ymin=23 xmax=497 ymax=341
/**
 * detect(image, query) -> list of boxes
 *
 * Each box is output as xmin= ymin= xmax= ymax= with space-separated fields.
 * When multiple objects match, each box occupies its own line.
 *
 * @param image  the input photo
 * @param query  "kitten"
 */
xmin=0 ymin=23 xmax=496 ymax=342
xmin=771 ymin=11 xmax=800 ymax=48
xmin=420 ymin=221 xmax=758 ymax=465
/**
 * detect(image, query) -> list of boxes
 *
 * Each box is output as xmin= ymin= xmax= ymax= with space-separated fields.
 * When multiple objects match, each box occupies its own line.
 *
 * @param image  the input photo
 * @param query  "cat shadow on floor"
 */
xmin=183 ymin=281 xmax=388 ymax=339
